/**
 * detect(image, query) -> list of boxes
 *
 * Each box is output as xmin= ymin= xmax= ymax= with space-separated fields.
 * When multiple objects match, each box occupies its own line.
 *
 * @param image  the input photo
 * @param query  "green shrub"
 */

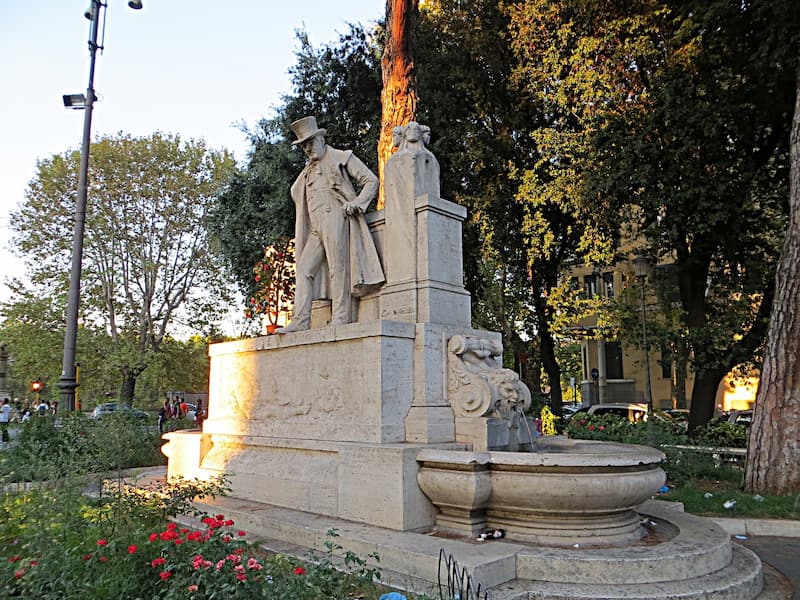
xmin=0 ymin=474 xmax=226 ymax=599
xmin=564 ymin=413 xmax=684 ymax=446
xmin=563 ymin=413 xmax=743 ymax=484
xmin=0 ymin=415 xmax=421 ymax=599
xmin=0 ymin=413 xmax=165 ymax=484
xmin=693 ymin=420 xmax=748 ymax=448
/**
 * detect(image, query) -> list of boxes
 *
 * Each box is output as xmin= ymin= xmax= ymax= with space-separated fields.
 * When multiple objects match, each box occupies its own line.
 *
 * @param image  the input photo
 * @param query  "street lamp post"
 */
xmin=632 ymin=256 xmax=654 ymax=443
xmin=58 ymin=0 xmax=142 ymax=413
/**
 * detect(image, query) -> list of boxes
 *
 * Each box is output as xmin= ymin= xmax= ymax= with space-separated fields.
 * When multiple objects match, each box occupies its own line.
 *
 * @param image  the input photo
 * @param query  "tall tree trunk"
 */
xmin=378 ymin=0 xmax=418 ymax=209
xmin=119 ymin=366 xmax=137 ymax=405
xmin=540 ymin=329 xmax=563 ymax=416
xmin=745 ymin=72 xmax=800 ymax=495
xmin=688 ymin=367 xmax=726 ymax=436
xmin=672 ymin=341 xmax=688 ymax=409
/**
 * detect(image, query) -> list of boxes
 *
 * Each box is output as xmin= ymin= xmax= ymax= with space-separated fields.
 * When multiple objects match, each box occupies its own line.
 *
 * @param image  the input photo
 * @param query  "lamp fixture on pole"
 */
xmin=59 ymin=0 xmax=142 ymax=413
xmin=632 ymin=255 xmax=654 ymax=440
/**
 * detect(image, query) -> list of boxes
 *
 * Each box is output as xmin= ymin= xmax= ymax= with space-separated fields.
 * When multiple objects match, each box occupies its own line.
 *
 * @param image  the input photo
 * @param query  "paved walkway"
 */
xmin=739 ymin=536 xmax=800 ymax=600
xmin=9 ymin=464 xmax=797 ymax=598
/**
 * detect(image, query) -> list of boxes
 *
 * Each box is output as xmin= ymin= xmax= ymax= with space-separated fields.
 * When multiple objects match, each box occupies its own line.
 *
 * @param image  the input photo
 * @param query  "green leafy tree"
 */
xmin=0 ymin=288 xmax=69 ymax=403
xmin=506 ymin=0 xmax=798 ymax=432
xmin=10 ymin=133 xmax=235 ymax=404
xmin=209 ymin=25 xmax=382 ymax=299
xmin=208 ymin=120 xmax=298 ymax=300
xmin=135 ymin=336 xmax=212 ymax=407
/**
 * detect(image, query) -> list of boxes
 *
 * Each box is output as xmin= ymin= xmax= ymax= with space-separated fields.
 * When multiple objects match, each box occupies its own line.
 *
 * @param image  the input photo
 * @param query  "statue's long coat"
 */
xmin=290 ymin=146 xmax=385 ymax=300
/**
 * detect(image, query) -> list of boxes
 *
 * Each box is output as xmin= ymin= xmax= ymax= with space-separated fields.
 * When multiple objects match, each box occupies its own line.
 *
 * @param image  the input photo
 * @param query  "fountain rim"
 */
xmin=417 ymin=438 xmax=666 ymax=469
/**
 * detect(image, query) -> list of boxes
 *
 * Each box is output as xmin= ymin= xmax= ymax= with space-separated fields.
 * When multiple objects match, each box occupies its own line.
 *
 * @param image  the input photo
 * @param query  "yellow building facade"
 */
xmin=569 ymin=262 xmax=758 ymax=413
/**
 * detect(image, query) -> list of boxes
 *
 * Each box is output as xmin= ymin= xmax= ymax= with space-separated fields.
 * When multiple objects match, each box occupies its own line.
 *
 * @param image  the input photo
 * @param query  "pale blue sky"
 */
xmin=0 ymin=0 xmax=382 ymax=300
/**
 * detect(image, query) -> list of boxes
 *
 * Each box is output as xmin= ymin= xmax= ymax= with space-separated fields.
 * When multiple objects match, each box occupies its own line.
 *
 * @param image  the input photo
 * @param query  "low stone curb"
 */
xmin=710 ymin=517 xmax=800 ymax=538
xmin=652 ymin=499 xmax=800 ymax=539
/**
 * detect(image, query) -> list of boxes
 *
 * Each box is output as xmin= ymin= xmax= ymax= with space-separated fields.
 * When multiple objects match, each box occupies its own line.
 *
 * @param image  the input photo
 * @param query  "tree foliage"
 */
xmin=506 ymin=0 xmax=798 ymax=431
xmin=9 ymin=132 xmax=235 ymax=403
xmin=208 ymin=26 xmax=383 ymax=300
xmin=207 ymin=1 xmax=797 ymax=435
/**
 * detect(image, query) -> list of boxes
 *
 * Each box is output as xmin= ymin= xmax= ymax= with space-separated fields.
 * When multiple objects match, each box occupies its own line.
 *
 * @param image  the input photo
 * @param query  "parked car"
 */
xmin=91 ymin=402 xmax=149 ymax=420
xmin=561 ymin=404 xmax=584 ymax=420
xmin=662 ymin=408 xmax=689 ymax=427
xmin=570 ymin=403 xmax=676 ymax=424
xmin=183 ymin=403 xmax=197 ymax=422
xmin=587 ymin=403 xmax=649 ymax=422
xmin=724 ymin=409 xmax=753 ymax=426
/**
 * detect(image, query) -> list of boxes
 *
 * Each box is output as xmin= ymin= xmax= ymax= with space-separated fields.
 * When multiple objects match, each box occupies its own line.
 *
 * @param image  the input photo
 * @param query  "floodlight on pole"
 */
xmin=62 ymin=94 xmax=87 ymax=109
xmin=58 ymin=0 xmax=142 ymax=413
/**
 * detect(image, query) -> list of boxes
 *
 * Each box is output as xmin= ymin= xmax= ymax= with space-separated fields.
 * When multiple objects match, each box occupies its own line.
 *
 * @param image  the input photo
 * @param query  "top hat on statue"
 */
xmin=290 ymin=116 xmax=327 ymax=145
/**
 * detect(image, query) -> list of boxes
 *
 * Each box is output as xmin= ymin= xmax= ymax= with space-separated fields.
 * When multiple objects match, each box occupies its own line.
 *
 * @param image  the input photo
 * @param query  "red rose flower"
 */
xmin=599 ymin=425 xmax=605 ymax=431
xmin=99 ymin=556 xmax=108 ymax=563
xmin=151 ymin=557 xmax=166 ymax=568
xmin=127 ymin=545 xmax=137 ymax=554
xmin=14 ymin=569 xmax=25 ymax=578
xmin=159 ymin=570 xmax=172 ymax=581
xmin=237 ymin=531 xmax=246 ymax=537
xmin=588 ymin=424 xmax=596 ymax=431
xmin=148 ymin=533 xmax=158 ymax=542
xmin=8 ymin=556 xmax=21 ymax=563
xmin=82 ymin=554 xmax=93 ymax=561
xmin=97 ymin=539 xmax=108 ymax=546
xmin=294 ymin=566 xmax=306 ymax=575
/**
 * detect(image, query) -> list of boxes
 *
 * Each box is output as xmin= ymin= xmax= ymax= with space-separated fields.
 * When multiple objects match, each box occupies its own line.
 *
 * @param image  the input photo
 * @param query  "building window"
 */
xmin=583 ymin=274 xmax=598 ymax=298
xmin=605 ymin=341 xmax=624 ymax=379
xmin=602 ymin=272 xmax=615 ymax=298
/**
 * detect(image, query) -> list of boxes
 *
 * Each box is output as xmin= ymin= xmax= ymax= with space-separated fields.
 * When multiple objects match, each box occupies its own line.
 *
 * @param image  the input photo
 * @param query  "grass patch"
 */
xmin=658 ymin=480 xmax=800 ymax=519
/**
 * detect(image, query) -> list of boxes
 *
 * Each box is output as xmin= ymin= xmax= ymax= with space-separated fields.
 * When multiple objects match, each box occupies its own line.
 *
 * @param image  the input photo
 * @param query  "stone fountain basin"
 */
xmin=417 ymin=437 xmax=666 ymax=546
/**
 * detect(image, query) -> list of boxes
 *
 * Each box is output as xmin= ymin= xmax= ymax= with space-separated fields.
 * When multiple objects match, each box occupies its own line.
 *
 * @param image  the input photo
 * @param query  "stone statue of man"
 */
xmin=278 ymin=116 xmax=385 ymax=333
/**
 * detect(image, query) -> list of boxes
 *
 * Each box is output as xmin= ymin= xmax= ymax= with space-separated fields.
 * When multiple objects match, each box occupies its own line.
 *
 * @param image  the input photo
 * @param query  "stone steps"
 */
xmin=515 ymin=504 xmax=732 ymax=584
xmin=183 ymin=495 xmax=773 ymax=600
xmin=487 ymin=544 xmax=763 ymax=600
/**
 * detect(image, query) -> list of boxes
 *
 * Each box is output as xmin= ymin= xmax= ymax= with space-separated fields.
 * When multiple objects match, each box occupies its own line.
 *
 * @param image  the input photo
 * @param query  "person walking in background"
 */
xmin=195 ymin=398 xmax=205 ymax=429
xmin=157 ymin=403 xmax=168 ymax=434
xmin=1 ymin=398 xmax=11 ymax=444
xmin=163 ymin=397 xmax=173 ymax=419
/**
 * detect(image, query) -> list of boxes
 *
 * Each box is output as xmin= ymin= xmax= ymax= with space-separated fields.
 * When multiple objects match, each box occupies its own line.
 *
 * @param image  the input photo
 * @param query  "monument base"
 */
xmin=162 ymin=430 xmax=465 ymax=531
xmin=163 ymin=318 xmax=501 ymax=531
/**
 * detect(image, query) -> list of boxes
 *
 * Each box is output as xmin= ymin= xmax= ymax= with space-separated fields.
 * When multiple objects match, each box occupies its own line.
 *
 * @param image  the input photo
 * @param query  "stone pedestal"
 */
xmin=163 ymin=123 xmax=522 ymax=533
xmin=380 ymin=194 xmax=471 ymax=326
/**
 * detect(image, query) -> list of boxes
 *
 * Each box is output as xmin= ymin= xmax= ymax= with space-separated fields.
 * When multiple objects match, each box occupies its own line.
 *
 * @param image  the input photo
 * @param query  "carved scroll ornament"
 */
xmin=447 ymin=335 xmax=532 ymax=419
